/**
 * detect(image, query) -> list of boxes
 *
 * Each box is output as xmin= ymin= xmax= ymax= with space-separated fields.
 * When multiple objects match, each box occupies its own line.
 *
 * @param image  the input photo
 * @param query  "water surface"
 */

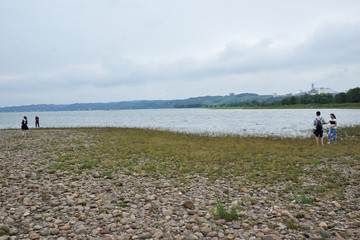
xmin=1 ymin=108 xmax=359 ymax=137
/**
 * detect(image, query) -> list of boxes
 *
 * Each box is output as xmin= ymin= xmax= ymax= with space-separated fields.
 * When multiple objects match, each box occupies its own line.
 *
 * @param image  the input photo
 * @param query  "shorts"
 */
xmin=314 ymin=128 xmax=323 ymax=137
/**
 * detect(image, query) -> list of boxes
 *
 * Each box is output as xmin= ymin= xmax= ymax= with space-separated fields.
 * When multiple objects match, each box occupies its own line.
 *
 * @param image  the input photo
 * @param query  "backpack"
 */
xmin=316 ymin=117 xmax=323 ymax=130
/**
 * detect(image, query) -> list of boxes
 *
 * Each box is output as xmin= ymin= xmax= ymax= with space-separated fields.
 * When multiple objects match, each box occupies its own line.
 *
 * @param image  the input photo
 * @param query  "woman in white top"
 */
xmin=327 ymin=113 xmax=337 ymax=144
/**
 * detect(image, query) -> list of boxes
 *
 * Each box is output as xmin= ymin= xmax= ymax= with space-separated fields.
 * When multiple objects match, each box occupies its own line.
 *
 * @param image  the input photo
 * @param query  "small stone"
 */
xmin=140 ymin=232 xmax=152 ymax=239
xmin=188 ymin=210 xmax=197 ymax=215
xmin=343 ymin=230 xmax=354 ymax=237
xmin=281 ymin=210 xmax=293 ymax=218
xmin=23 ymin=198 xmax=32 ymax=206
xmin=261 ymin=236 xmax=275 ymax=240
xmin=242 ymin=222 xmax=249 ymax=228
xmin=39 ymin=229 xmax=50 ymax=236
xmin=75 ymin=225 xmax=87 ymax=234
xmin=226 ymin=234 xmax=235 ymax=239
xmin=186 ymin=224 xmax=192 ymax=230
xmin=303 ymin=233 xmax=310 ymax=238
xmin=29 ymin=231 xmax=39 ymax=240
xmin=91 ymin=229 xmax=99 ymax=235
xmin=216 ymin=219 xmax=226 ymax=225
xmin=183 ymin=200 xmax=195 ymax=209
xmin=33 ymin=225 xmax=42 ymax=230
xmin=319 ymin=229 xmax=331 ymax=238
xmin=240 ymin=187 xmax=250 ymax=193
xmin=319 ymin=222 xmax=328 ymax=230
xmin=23 ymin=212 xmax=30 ymax=217
xmin=206 ymin=232 xmax=217 ymax=237
xmin=153 ymin=230 xmax=163 ymax=239
xmin=328 ymin=211 xmax=336 ymax=216
xmin=162 ymin=209 xmax=172 ymax=216
xmin=50 ymin=228 xmax=59 ymax=235
xmin=100 ymin=229 xmax=110 ymax=235
xmin=59 ymin=225 xmax=71 ymax=231
xmin=300 ymin=223 xmax=311 ymax=230
xmin=77 ymin=199 xmax=87 ymax=205
xmin=332 ymin=201 xmax=341 ymax=208
xmin=200 ymin=226 xmax=211 ymax=233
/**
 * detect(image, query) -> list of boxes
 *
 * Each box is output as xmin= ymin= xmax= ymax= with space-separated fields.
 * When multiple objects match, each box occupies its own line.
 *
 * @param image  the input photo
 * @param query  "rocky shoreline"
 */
xmin=0 ymin=129 xmax=359 ymax=240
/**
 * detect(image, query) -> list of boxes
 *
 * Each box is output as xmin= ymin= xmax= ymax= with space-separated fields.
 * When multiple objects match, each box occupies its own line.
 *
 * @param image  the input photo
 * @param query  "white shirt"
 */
xmin=328 ymin=119 xmax=337 ymax=129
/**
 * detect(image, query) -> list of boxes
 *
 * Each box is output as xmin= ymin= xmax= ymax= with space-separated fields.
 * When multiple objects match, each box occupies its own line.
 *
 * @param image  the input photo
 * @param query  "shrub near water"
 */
xmin=49 ymin=125 xmax=360 ymax=200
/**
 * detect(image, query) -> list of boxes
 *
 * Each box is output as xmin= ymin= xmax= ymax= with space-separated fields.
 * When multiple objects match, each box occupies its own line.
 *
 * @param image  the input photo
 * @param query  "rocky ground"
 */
xmin=0 ymin=129 xmax=359 ymax=240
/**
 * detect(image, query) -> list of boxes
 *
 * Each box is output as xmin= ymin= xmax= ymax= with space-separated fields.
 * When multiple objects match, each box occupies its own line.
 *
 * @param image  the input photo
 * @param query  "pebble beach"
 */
xmin=0 ymin=129 xmax=359 ymax=240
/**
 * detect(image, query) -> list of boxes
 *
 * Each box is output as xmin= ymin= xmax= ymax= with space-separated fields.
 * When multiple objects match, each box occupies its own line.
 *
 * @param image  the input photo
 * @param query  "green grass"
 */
xmin=43 ymin=125 xmax=359 ymax=200
xmin=211 ymin=200 xmax=240 ymax=221
xmin=2 ymin=126 xmax=359 ymax=201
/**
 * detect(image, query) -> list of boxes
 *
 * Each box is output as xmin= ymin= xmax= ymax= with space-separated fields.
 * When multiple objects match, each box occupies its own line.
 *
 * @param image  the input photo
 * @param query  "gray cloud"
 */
xmin=1 ymin=1 xmax=360 ymax=106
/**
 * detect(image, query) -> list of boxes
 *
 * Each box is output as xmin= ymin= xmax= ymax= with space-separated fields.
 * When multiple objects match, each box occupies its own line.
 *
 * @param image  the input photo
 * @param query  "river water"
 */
xmin=1 ymin=108 xmax=359 ymax=137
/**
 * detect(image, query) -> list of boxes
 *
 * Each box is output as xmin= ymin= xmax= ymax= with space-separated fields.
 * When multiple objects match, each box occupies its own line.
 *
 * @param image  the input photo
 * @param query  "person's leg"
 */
xmin=333 ymin=129 xmax=337 ymax=143
xmin=320 ymin=130 xmax=324 ymax=145
xmin=315 ymin=136 xmax=319 ymax=145
xmin=328 ymin=130 xmax=332 ymax=143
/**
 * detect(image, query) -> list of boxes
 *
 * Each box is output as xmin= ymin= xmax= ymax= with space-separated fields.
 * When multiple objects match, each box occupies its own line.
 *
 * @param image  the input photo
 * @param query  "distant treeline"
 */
xmin=278 ymin=87 xmax=360 ymax=106
xmin=213 ymin=87 xmax=360 ymax=108
xmin=1 ymin=88 xmax=358 ymax=112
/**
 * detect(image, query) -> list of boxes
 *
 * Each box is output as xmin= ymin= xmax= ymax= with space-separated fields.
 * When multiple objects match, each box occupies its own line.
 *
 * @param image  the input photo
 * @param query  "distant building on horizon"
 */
xmin=293 ymin=83 xmax=337 ymax=96
xmin=308 ymin=83 xmax=337 ymax=95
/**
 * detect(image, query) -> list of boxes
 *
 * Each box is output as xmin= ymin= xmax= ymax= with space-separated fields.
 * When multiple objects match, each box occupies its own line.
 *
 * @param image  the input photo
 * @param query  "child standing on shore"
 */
xmin=327 ymin=113 xmax=337 ymax=144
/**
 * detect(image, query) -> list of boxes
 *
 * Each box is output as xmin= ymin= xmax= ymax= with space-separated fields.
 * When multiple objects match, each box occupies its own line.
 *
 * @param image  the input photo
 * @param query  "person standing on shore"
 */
xmin=327 ymin=113 xmax=337 ymax=144
xmin=35 ymin=116 xmax=40 ymax=128
xmin=21 ymin=116 xmax=29 ymax=138
xmin=313 ymin=111 xmax=325 ymax=146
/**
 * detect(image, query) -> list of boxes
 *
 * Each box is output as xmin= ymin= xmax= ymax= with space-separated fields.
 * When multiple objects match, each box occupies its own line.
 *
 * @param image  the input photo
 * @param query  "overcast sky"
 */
xmin=1 ymin=0 xmax=360 ymax=107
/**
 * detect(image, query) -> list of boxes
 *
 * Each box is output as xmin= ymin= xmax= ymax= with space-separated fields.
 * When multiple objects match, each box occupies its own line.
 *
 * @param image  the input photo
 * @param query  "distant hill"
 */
xmin=0 ymin=93 xmax=287 ymax=112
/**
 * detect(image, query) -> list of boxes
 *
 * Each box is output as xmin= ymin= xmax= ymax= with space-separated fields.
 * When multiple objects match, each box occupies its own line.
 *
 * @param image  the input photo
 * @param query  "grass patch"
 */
xmin=297 ymin=194 xmax=316 ymax=204
xmin=211 ymin=200 xmax=240 ymax=221
xmin=284 ymin=219 xmax=300 ymax=230
xmin=6 ymin=125 xmax=359 ymax=201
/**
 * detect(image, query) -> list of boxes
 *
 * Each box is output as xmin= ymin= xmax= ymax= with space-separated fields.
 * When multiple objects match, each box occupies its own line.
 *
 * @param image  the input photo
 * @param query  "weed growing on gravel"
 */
xmin=0 ymin=228 xmax=10 ymax=237
xmin=295 ymin=212 xmax=305 ymax=218
xmin=211 ymin=200 xmax=240 ymax=221
xmin=297 ymin=194 xmax=315 ymax=204
xmin=284 ymin=219 xmax=300 ymax=230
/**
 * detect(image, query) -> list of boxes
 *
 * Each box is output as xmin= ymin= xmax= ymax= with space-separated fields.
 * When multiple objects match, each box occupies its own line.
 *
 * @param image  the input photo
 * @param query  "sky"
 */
xmin=1 ymin=0 xmax=360 ymax=107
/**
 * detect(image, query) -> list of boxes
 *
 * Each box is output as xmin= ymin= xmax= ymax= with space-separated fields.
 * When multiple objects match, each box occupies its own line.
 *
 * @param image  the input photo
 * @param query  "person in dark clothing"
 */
xmin=21 ymin=116 xmax=29 ymax=138
xmin=35 ymin=116 xmax=40 ymax=128
xmin=313 ymin=111 xmax=325 ymax=145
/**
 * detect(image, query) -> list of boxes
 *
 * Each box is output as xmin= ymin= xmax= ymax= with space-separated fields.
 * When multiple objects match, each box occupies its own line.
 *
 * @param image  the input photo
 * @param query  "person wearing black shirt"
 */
xmin=21 ymin=116 xmax=29 ymax=138
xmin=327 ymin=113 xmax=337 ymax=144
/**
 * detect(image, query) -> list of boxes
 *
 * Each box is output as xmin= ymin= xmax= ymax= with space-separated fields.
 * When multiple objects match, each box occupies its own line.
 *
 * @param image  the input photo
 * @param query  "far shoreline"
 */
xmin=209 ymin=102 xmax=360 ymax=110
